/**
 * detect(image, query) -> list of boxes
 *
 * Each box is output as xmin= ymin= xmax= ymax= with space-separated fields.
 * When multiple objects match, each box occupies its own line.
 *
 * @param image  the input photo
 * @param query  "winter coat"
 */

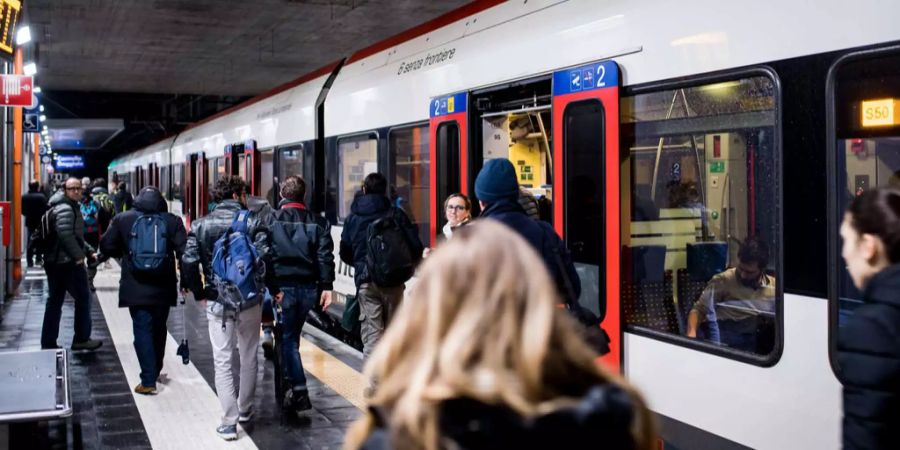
xmin=261 ymin=200 xmax=335 ymax=292
xmin=837 ymin=264 xmax=900 ymax=450
xmin=181 ymin=200 xmax=269 ymax=315
xmin=113 ymin=188 xmax=134 ymax=213
xmin=22 ymin=190 xmax=48 ymax=229
xmin=360 ymin=383 xmax=639 ymax=450
xmin=480 ymin=199 xmax=581 ymax=303
xmin=44 ymin=192 xmax=93 ymax=265
xmin=340 ymin=193 xmax=423 ymax=287
xmin=99 ymin=188 xmax=187 ymax=308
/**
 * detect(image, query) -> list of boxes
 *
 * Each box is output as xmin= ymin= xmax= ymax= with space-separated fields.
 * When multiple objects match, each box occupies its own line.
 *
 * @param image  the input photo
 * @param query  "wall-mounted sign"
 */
xmin=429 ymin=92 xmax=467 ymax=118
xmin=0 ymin=0 xmax=22 ymax=62
xmin=41 ymin=155 xmax=51 ymax=164
xmin=54 ymin=154 xmax=85 ymax=170
xmin=0 ymin=74 xmax=34 ymax=107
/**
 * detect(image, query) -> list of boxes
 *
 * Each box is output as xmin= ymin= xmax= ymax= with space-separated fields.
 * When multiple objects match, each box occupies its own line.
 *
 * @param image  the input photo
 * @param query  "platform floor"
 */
xmin=0 ymin=264 xmax=365 ymax=450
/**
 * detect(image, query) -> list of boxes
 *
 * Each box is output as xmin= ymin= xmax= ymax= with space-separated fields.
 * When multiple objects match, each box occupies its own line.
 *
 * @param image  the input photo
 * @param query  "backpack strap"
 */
xmin=230 ymin=210 xmax=251 ymax=234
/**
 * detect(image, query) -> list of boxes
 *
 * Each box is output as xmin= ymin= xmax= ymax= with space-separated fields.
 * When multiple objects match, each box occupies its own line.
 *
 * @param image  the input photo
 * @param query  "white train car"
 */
xmin=109 ymin=0 xmax=900 ymax=448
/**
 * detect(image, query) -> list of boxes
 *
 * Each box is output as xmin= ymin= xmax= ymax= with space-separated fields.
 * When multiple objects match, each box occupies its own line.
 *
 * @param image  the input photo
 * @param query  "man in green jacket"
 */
xmin=40 ymin=177 xmax=102 ymax=351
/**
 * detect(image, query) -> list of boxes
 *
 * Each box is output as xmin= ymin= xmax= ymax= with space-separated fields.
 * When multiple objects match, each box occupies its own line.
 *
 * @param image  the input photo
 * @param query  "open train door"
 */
xmin=428 ymin=92 xmax=468 ymax=244
xmin=242 ymin=140 xmax=260 ymax=196
xmin=552 ymin=60 xmax=621 ymax=371
xmin=184 ymin=152 xmax=207 ymax=223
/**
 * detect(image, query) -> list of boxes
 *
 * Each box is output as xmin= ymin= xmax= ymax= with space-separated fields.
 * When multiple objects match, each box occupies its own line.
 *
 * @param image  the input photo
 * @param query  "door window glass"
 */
xmin=338 ymin=135 xmax=378 ymax=221
xmin=390 ymin=125 xmax=430 ymax=247
xmin=260 ymin=150 xmax=274 ymax=207
xmin=620 ymin=74 xmax=779 ymax=357
xmin=436 ymin=122 xmax=460 ymax=227
xmin=278 ymin=146 xmax=304 ymax=206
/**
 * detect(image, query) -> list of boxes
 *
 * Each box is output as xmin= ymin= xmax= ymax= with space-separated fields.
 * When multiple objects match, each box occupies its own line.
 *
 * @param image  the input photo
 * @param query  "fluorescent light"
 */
xmin=39 ymin=105 xmax=44 ymax=112
xmin=23 ymin=62 xmax=37 ymax=76
xmin=33 ymin=86 xmax=42 ymax=94
xmin=42 ymin=125 xmax=48 ymax=131
xmin=39 ymin=115 xmax=46 ymax=121
xmin=16 ymin=26 xmax=31 ymax=45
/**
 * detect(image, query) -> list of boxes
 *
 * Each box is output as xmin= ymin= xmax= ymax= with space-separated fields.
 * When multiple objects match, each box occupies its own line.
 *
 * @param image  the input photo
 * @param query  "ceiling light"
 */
xmin=39 ymin=105 xmax=44 ymax=112
xmin=42 ymin=125 xmax=48 ymax=131
xmin=39 ymin=114 xmax=46 ymax=121
xmin=33 ymin=86 xmax=42 ymax=94
xmin=23 ymin=62 xmax=37 ymax=76
xmin=16 ymin=26 xmax=31 ymax=45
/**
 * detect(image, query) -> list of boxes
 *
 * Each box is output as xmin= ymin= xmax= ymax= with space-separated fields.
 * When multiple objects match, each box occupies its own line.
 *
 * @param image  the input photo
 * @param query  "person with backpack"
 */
xmin=98 ymin=186 xmax=187 ymax=395
xmin=81 ymin=188 xmax=104 ymax=291
xmin=22 ymin=180 xmax=48 ymax=267
xmin=259 ymin=176 xmax=335 ymax=413
xmin=40 ymin=177 xmax=102 ymax=351
xmin=91 ymin=178 xmax=115 ymax=220
xmin=114 ymin=182 xmax=134 ymax=213
xmin=181 ymin=175 xmax=269 ymax=441
xmin=340 ymin=173 xmax=424 ymax=360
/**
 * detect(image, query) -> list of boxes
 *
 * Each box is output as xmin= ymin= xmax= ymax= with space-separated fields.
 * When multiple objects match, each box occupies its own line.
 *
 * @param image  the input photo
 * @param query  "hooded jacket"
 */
xmin=113 ymin=187 xmax=134 ymax=213
xmin=480 ymin=198 xmax=581 ymax=304
xmin=181 ymin=199 xmax=269 ymax=315
xmin=360 ymin=383 xmax=639 ymax=450
xmin=45 ymin=191 xmax=93 ymax=265
xmin=99 ymin=188 xmax=187 ymax=308
xmin=22 ymin=189 xmax=48 ymax=229
xmin=837 ymin=264 xmax=900 ymax=450
xmin=261 ymin=199 xmax=335 ymax=292
xmin=339 ymin=193 xmax=423 ymax=287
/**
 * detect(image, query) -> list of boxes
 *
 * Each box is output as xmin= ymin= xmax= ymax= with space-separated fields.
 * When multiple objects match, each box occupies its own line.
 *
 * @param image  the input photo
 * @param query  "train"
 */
xmin=106 ymin=0 xmax=900 ymax=448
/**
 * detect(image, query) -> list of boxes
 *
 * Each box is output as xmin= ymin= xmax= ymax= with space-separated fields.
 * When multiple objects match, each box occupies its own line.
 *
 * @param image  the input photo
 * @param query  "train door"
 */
xmin=428 ymin=92 xmax=467 ymax=243
xmin=185 ymin=152 xmax=207 ymax=222
xmin=552 ymin=60 xmax=621 ymax=370
xmin=243 ymin=140 xmax=260 ymax=196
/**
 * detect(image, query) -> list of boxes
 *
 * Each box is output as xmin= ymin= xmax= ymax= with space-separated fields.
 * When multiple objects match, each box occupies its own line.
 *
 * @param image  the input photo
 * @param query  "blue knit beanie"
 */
xmin=475 ymin=158 xmax=519 ymax=203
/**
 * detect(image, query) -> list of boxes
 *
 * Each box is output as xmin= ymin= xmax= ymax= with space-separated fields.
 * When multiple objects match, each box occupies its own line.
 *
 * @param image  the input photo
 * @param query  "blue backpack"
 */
xmin=129 ymin=213 xmax=168 ymax=272
xmin=211 ymin=210 xmax=265 ymax=311
xmin=81 ymin=200 xmax=99 ymax=229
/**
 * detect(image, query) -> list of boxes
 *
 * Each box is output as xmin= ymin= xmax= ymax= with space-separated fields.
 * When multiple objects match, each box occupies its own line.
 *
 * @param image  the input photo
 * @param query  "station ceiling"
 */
xmin=26 ymin=0 xmax=470 ymax=96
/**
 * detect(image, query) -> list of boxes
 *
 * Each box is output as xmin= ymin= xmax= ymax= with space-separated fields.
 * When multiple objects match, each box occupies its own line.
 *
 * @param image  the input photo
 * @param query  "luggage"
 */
xmin=211 ymin=210 xmax=265 ymax=311
xmin=128 ymin=213 xmax=168 ymax=273
xmin=365 ymin=209 xmax=416 ymax=287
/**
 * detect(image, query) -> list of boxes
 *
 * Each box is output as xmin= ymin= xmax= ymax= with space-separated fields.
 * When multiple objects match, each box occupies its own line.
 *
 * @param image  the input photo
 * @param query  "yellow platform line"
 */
xmin=298 ymin=338 xmax=367 ymax=410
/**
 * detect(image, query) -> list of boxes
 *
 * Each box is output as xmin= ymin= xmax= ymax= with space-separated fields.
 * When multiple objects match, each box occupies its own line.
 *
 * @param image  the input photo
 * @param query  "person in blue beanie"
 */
xmin=475 ymin=159 xmax=581 ymax=304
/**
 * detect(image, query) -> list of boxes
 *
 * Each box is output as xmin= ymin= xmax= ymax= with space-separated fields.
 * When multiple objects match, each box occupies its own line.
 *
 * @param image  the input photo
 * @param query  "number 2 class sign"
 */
xmin=430 ymin=92 xmax=467 ymax=118
xmin=553 ymin=59 xmax=619 ymax=96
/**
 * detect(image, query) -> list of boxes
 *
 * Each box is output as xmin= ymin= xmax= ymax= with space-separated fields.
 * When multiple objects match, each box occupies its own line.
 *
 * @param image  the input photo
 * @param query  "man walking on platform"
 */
xmin=340 ymin=173 xmax=423 ymax=360
xmin=41 ymin=177 xmax=102 ymax=351
xmin=260 ymin=176 xmax=335 ymax=412
xmin=113 ymin=182 xmax=134 ymax=213
xmin=99 ymin=186 xmax=187 ymax=395
xmin=181 ymin=175 xmax=268 ymax=441
xmin=22 ymin=180 xmax=48 ymax=267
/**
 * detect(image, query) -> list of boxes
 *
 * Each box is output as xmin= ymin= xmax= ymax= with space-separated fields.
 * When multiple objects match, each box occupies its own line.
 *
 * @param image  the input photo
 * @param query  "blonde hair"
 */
xmin=344 ymin=221 xmax=655 ymax=450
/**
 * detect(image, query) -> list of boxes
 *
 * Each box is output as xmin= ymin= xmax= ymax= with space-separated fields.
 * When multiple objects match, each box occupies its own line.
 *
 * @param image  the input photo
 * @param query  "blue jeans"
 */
xmin=130 ymin=306 xmax=170 ymax=387
xmin=279 ymin=283 xmax=317 ymax=389
xmin=41 ymin=262 xmax=92 ymax=348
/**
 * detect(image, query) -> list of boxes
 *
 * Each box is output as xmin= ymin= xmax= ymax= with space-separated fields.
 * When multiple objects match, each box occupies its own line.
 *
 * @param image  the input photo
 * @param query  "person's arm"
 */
xmin=339 ymin=217 xmax=354 ymax=264
xmin=98 ymin=215 xmax=123 ymax=258
xmin=181 ymin=222 xmax=205 ymax=299
xmin=687 ymin=282 xmax=716 ymax=338
xmin=317 ymin=218 xmax=336 ymax=291
xmin=55 ymin=204 xmax=86 ymax=262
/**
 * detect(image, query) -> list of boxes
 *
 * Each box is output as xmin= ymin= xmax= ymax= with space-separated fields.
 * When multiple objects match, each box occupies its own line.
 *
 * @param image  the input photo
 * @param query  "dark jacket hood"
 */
xmin=49 ymin=191 xmax=74 ymax=207
xmin=134 ymin=188 xmax=168 ymax=213
xmin=863 ymin=263 xmax=900 ymax=308
xmin=480 ymin=198 xmax=527 ymax=218
xmin=351 ymin=193 xmax=391 ymax=216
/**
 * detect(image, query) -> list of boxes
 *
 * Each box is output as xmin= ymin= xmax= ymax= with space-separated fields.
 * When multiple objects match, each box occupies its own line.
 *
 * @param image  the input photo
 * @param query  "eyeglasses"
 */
xmin=65 ymin=187 xmax=83 ymax=192
xmin=446 ymin=205 xmax=467 ymax=211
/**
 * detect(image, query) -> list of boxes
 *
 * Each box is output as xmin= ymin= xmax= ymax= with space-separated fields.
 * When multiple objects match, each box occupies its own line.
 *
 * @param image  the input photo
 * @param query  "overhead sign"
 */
xmin=553 ymin=60 xmax=619 ymax=96
xmin=54 ymin=154 xmax=85 ymax=170
xmin=24 ymin=106 xmax=40 ymax=132
xmin=0 ymin=0 xmax=23 ymax=62
xmin=1 ymin=74 xmax=34 ymax=107
xmin=429 ymin=92 xmax=467 ymax=118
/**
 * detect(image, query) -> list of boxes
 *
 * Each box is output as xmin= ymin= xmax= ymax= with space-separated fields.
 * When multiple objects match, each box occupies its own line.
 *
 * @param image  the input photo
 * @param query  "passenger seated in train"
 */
xmin=344 ymin=221 xmax=656 ymax=450
xmin=686 ymin=236 xmax=775 ymax=353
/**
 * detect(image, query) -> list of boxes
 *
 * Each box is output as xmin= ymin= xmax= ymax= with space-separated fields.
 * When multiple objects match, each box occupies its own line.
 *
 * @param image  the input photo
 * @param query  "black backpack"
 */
xmin=32 ymin=207 xmax=61 ymax=259
xmin=365 ymin=209 xmax=416 ymax=287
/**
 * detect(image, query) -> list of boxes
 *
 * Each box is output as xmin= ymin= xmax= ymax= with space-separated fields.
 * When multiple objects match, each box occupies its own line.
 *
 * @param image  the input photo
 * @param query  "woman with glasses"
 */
xmin=423 ymin=193 xmax=472 ymax=259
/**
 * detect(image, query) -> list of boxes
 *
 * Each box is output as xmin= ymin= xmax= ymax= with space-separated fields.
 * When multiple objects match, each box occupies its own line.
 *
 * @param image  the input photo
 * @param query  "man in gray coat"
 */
xmin=40 ymin=177 xmax=102 ymax=351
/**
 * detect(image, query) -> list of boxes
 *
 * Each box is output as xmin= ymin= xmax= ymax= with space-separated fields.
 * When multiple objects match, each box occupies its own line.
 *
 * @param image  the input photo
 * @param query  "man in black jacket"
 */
xmin=22 ymin=180 xmax=48 ymax=267
xmin=41 ymin=177 xmax=102 ymax=351
xmin=99 ymin=186 xmax=187 ymax=395
xmin=260 ymin=176 xmax=335 ymax=412
xmin=181 ymin=175 xmax=269 ymax=441
xmin=113 ymin=182 xmax=134 ymax=213
xmin=340 ymin=173 xmax=423 ymax=360
xmin=475 ymin=159 xmax=581 ymax=304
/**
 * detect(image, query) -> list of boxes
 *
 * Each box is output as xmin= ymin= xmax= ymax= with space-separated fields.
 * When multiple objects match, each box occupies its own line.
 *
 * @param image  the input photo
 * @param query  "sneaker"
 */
xmin=238 ymin=410 xmax=253 ymax=423
xmin=290 ymin=388 xmax=312 ymax=412
xmin=71 ymin=339 xmax=102 ymax=351
xmin=134 ymin=384 xmax=158 ymax=395
xmin=216 ymin=425 xmax=238 ymax=441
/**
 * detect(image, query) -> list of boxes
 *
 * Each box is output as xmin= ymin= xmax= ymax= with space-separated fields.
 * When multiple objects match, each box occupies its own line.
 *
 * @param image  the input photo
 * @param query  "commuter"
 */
xmin=80 ymin=187 xmax=104 ymax=291
xmin=344 ymin=221 xmax=656 ymax=450
xmin=837 ymin=188 xmax=900 ymax=450
xmin=244 ymin=194 xmax=277 ymax=359
xmin=99 ymin=186 xmax=187 ymax=395
xmin=422 ymin=193 xmax=471 ymax=259
xmin=260 ymin=176 xmax=335 ymax=412
xmin=91 ymin=178 xmax=115 ymax=223
xmin=40 ymin=177 xmax=102 ymax=351
xmin=22 ymin=180 xmax=48 ymax=267
xmin=686 ymin=236 xmax=775 ymax=353
xmin=114 ymin=182 xmax=134 ymax=213
xmin=340 ymin=172 xmax=424 ymax=360
xmin=475 ymin=158 xmax=581 ymax=305
xmin=181 ymin=175 xmax=268 ymax=441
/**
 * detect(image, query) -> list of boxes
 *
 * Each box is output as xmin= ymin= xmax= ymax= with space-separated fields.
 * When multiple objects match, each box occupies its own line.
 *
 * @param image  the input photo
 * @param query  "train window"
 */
xmin=620 ymin=73 xmax=780 ymax=358
xmin=389 ymin=125 xmax=430 ymax=247
xmin=278 ymin=145 xmax=304 ymax=206
xmin=159 ymin=165 xmax=170 ymax=199
xmin=829 ymin=48 xmax=900 ymax=370
xmin=564 ymin=100 xmax=605 ymax=319
xmin=172 ymin=163 xmax=183 ymax=202
xmin=260 ymin=150 xmax=275 ymax=207
xmin=337 ymin=134 xmax=378 ymax=222
xmin=481 ymin=108 xmax=553 ymax=222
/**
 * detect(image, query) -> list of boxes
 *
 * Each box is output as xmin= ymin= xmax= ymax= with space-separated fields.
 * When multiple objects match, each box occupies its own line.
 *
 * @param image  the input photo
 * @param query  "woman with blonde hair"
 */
xmin=345 ymin=221 xmax=656 ymax=450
